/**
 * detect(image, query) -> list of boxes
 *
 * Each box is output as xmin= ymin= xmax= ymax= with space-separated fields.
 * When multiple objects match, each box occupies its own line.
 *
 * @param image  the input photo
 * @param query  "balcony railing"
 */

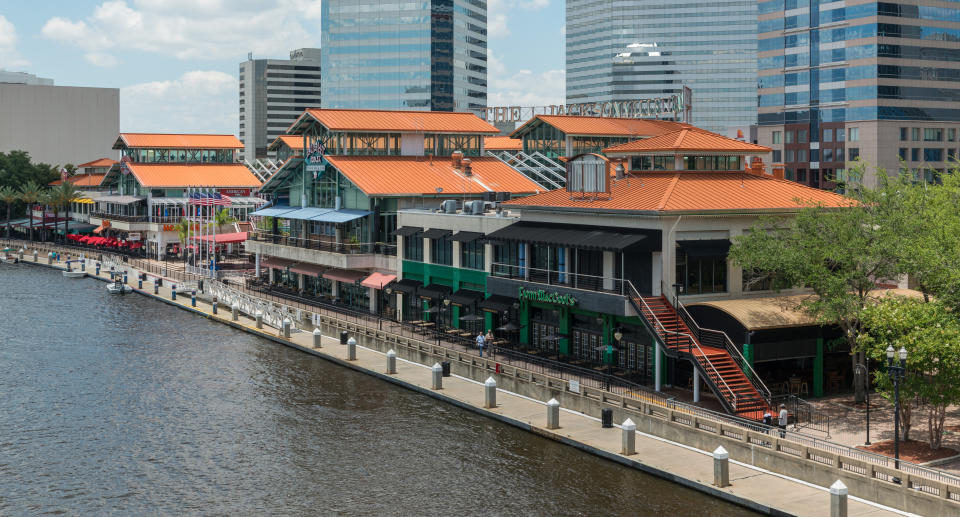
xmin=491 ymin=262 xmax=625 ymax=295
xmin=249 ymin=230 xmax=397 ymax=256
xmin=90 ymin=211 xmax=149 ymax=223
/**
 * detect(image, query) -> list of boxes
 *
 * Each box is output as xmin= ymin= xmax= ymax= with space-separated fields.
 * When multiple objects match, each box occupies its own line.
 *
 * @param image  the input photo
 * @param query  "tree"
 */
xmin=0 ymin=150 xmax=57 ymax=190
xmin=729 ymin=165 xmax=901 ymax=402
xmin=37 ymin=190 xmax=55 ymax=242
xmin=0 ymin=186 xmax=19 ymax=238
xmin=174 ymin=218 xmax=192 ymax=267
xmin=48 ymin=182 xmax=80 ymax=242
xmin=859 ymin=296 xmax=960 ymax=448
xmin=214 ymin=207 xmax=237 ymax=231
xmin=17 ymin=181 xmax=43 ymax=241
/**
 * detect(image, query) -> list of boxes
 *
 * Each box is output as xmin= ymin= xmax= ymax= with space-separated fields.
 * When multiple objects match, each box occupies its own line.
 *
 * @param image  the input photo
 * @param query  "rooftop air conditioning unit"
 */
xmin=441 ymin=199 xmax=459 ymax=214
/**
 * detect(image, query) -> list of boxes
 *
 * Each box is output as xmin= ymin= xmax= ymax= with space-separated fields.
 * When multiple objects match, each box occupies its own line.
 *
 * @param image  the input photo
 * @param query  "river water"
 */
xmin=0 ymin=264 xmax=757 ymax=516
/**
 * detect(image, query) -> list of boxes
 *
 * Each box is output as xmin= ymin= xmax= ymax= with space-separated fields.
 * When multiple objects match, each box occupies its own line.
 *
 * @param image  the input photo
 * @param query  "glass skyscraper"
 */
xmin=757 ymin=1 xmax=960 ymax=188
xmin=321 ymin=0 xmax=487 ymax=111
xmin=565 ymin=0 xmax=758 ymax=135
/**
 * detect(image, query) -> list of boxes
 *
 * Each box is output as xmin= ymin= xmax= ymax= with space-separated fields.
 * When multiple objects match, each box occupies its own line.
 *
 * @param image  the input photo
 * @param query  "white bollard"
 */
xmin=313 ymin=328 xmax=322 ymax=348
xmin=33 ymin=250 xmax=38 ymax=262
xmin=282 ymin=318 xmax=291 ymax=338
xmin=431 ymin=363 xmax=443 ymax=389
xmin=255 ymin=311 xmax=263 ymax=329
xmin=621 ymin=418 xmax=637 ymax=455
xmin=546 ymin=398 xmax=560 ymax=429
xmin=713 ymin=446 xmax=730 ymax=487
xmin=386 ymin=349 xmax=397 ymax=374
xmin=231 ymin=303 xmax=239 ymax=321
xmin=484 ymin=376 xmax=497 ymax=408
xmin=830 ymin=480 xmax=848 ymax=517
xmin=347 ymin=337 xmax=357 ymax=360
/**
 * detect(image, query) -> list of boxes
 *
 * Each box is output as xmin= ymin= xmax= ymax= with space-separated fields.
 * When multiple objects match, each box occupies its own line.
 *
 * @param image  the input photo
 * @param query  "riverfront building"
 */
xmin=756 ymin=0 xmax=960 ymax=187
xmin=320 ymin=0 xmax=487 ymax=111
xmin=246 ymin=109 xmax=541 ymax=314
xmin=90 ymin=133 xmax=264 ymax=258
xmin=239 ymin=49 xmax=323 ymax=163
xmin=565 ymin=0 xmax=758 ymax=135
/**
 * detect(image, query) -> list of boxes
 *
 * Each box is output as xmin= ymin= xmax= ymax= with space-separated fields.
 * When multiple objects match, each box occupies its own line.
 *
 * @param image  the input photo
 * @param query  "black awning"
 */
xmin=451 ymin=231 xmax=484 ymax=243
xmin=678 ymin=239 xmax=731 ymax=258
xmin=480 ymin=294 xmax=517 ymax=313
xmin=422 ymin=228 xmax=452 ymax=239
xmin=393 ymin=226 xmax=422 ymax=237
xmin=485 ymin=223 xmax=652 ymax=251
xmin=392 ymin=278 xmax=422 ymax=294
xmin=419 ymin=283 xmax=453 ymax=300
xmin=449 ymin=289 xmax=484 ymax=307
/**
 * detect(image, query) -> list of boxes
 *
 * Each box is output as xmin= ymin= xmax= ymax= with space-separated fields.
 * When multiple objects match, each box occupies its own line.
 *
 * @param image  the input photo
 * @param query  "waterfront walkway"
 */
xmin=11 ymin=248 xmax=915 ymax=517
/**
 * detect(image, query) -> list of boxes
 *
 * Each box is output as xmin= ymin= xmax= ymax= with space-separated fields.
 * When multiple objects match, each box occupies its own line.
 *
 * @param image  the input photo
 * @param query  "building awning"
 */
xmin=250 ymin=205 xmax=295 ymax=217
xmin=449 ymin=289 xmax=484 ymax=307
xmin=422 ymin=228 xmax=452 ymax=239
xmin=452 ymin=231 xmax=484 ymax=243
xmin=191 ymin=232 xmax=247 ymax=244
xmin=419 ymin=283 xmax=452 ymax=300
xmin=73 ymin=198 xmax=95 ymax=205
xmin=93 ymin=220 xmax=111 ymax=234
xmin=289 ymin=262 xmax=326 ymax=276
xmin=309 ymin=209 xmax=371 ymax=223
xmin=361 ymin=272 xmax=397 ymax=289
xmin=231 ymin=196 xmax=268 ymax=205
xmin=58 ymin=223 xmax=97 ymax=234
xmin=94 ymin=195 xmax=146 ymax=204
xmin=261 ymin=257 xmax=295 ymax=269
xmin=678 ymin=239 xmax=731 ymax=258
xmin=393 ymin=226 xmax=423 ymax=237
xmin=485 ymin=223 xmax=651 ymax=251
xmin=480 ymin=294 xmax=517 ymax=313
xmin=322 ymin=268 xmax=367 ymax=284
xmin=282 ymin=207 xmax=334 ymax=220
xmin=392 ymin=278 xmax=422 ymax=294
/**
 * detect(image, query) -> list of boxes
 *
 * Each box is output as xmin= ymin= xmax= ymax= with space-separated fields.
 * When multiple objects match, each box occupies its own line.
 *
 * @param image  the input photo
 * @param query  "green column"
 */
xmin=558 ymin=307 xmax=571 ymax=356
xmin=452 ymin=305 xmax=461 ymax=329
xmin=484 ymin=311 xmax=493 ymax=333
xmin=519 ymin=301 xmax=530 ymax=346
xmin=602 ymin=314 xmax=615 ymax=365
xmin=813 ymin=337 xmax=824 ymax=398
xmin=743 ymin=343 xmax=754 ymax=381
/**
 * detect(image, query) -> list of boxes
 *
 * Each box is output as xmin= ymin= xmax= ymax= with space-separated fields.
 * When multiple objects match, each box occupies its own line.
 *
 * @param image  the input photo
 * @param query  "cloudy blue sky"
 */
xmin=0 ymin=0 xmax=564 ymax=134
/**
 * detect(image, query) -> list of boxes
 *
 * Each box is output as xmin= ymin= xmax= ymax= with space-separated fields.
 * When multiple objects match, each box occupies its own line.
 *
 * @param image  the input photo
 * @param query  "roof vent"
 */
xmin=441 ymin=199 xmax=459 ymax=214
xmin=462 ymin=157 xmax=472 ymax=176
xmin=451 ymin=150 xmax=463 ymax=169
xmin=615 ymin=161 xmax=625 ymax=180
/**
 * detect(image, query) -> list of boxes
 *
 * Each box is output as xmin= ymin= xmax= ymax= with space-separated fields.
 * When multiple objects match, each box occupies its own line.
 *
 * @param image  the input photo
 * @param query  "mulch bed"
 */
xmin=856 ymin=439 xmax=959 ymax=463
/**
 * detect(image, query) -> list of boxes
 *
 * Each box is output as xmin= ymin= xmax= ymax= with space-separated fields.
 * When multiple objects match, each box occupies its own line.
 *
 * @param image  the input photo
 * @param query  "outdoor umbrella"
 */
xmin=497 ymin=321 xmax=522 ymax=331
xmin=424 ymin=305 xmax=440 ymax=314
xmin=459 ymin=313 xmax=486 ymax=322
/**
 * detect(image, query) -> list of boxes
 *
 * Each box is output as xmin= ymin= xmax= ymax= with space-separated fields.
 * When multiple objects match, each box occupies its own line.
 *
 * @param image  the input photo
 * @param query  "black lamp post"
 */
xmin=438 ymin=298 xmax=450 ymax=346
xmin=855 ymin=358 xmax=871 ymax=446
xmin=671 ymin=282 xmax=684 ymax=306
xmin=886 ymin=345 xmax=908 ymax=469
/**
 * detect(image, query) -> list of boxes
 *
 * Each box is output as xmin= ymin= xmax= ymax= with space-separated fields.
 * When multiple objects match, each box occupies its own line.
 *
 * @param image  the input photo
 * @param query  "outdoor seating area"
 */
xmin=68 ymin=234 xmax=144 ymax=250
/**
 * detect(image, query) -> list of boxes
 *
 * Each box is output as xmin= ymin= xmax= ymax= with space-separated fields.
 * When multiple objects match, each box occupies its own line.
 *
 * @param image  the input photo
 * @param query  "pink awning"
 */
xmin=261 ymin=257 xmax=295 ymax=269
xmin=289 ymin=262 xmax=326 ymax=276
xmin=190 ymin=232 xmax=247 ymax=244
xmin=322 ymin=269 xmax=367 ymax=284
xmin=361 ymin=272 xmax=397 ymax=289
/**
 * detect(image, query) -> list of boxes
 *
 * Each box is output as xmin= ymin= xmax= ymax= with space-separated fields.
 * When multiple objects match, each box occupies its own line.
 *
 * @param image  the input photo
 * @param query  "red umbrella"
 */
xmin=130 ymin=242 xmax=143 ymax=249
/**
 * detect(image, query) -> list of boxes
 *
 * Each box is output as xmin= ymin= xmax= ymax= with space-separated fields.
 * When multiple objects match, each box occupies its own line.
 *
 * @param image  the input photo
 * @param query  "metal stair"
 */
xmin=486 ymin=150 xmax=566 ymax=190
xmin=625 ymin=282 xmax=772 ymax=419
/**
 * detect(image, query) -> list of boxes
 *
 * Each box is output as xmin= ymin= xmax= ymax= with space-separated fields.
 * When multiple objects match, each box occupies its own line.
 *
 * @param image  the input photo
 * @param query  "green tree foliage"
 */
xmin=17 ymin=181 xmax=44 ymax=241
xmin=859 ymin=296 xmax=960 ymax=448
xmin=0 ymin=151 xmax=57 ymax=190
xmin=0 ymin=186 xmax=19 ymax=237
xmin=48 ymin=182 xmax=81 ymax=241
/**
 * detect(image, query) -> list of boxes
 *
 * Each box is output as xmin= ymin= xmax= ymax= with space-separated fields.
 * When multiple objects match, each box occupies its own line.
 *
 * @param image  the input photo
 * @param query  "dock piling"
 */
xmin=386 ymin=349 xmax=397 ymax=374
xmin=313 ymin=328 xmax=322 ymax=348
xmin=622 ymin=419 xmax=636 ymax=455
xmin=547 ymin=398 xmax=560 ymax=429
xmin=347 ymin=337 xmax=357 ymax=360
xmin=830 ymin=481 xmax=848 ymax=517
xmin=431 ymin=363 xmax=443 ymax=390
xmin=484 ymin=377 xmax=497 ymax=408
xmin=231 ymin=303 xmax=239 ymax=321
xmin=282 ymin=318 xmax=291 ymax=338
xmin=713 ymin=446 xmax=730 ymax=488
xmin=255 ymin=311 xmax=262 ymax=329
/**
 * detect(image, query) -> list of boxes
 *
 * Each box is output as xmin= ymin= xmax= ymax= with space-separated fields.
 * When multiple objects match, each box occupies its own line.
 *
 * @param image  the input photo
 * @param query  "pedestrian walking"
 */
xmin=476 ymin=332 xmax=485 ymax=357
xmin=778 ymin=404 xmax=788 ymax=438
xmin=762 ymin=409 xmax=772 ymax=428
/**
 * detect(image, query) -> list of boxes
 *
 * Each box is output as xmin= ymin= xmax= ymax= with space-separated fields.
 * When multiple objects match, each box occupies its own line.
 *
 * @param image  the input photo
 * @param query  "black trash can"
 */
xmin=441 ymin=361 xmax=451 ymax=377
xmin=340 ymin=330 xmax=348 ymax=345
xmin=601 ymin=408 xmax=613 ymax=428
xmin=156 ymin=278 xmax=163 ymax=287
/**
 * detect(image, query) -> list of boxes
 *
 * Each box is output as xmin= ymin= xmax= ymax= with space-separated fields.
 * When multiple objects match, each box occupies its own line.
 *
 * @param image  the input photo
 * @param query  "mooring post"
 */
xmin=484 ymin=377 xmax=497 ymax=408
xmin=347 ymin=337 xmax=357 ymax=360
xmin=282 ymin=318 xmax=291 ymax=338
xmin=313 ymin=328 xmax=322 ymax=348
xmin=255 ymin=311 xmax=262 ymax=329
xmin=231 ymin=303 xmax=239 ymax=321
xmin=431 ymin=363 xmax=443 ymax=390
xmin=830 ymin=480 xmax=848 ymax=517
xmin=386 ymin=349 xmax=397 ymax=374
xmin=621 ymin=418 xmax=636 ymax=455
xmin=546 ymin=398 xmax=560 ymax=429
xmin=713 ymin=446 xmax=730 ymax=488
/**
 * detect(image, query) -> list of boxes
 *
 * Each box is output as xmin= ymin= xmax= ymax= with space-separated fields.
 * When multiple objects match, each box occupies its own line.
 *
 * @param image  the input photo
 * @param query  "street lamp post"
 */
xmin=438 ymin=298 xmax=450 ymax=346
xmin=609 ymin=328 xmax=624 ymax=392
xmin=886 ymin=345 xmax=908 ymax=469
xmin=855 ymin=358 xmax=871 ymax=446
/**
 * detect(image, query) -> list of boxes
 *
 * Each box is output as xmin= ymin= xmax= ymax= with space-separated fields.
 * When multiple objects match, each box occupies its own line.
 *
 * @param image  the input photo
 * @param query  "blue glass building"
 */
xmin=321 ymin=0 xmax=487 ymax=111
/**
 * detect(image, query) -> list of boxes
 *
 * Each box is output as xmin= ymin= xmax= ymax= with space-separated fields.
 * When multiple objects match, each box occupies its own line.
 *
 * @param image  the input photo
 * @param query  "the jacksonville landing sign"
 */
xmin=518 ymin=286 xmax=577 ymax=307
xmin=480 ymin=86 xmax=692 ymax=124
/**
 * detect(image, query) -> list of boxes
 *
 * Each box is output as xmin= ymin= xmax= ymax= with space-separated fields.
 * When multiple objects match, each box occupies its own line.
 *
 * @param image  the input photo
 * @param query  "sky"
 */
xmin=0 ymin=0 xmax=565 ymax=135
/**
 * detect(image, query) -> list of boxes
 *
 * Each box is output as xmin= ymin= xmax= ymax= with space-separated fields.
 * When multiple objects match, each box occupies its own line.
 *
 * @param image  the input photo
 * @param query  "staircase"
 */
xmin=487 ymin=150 xmax=566 ymax=190
xmin=627 ymin=285 xmax=772 ymax=420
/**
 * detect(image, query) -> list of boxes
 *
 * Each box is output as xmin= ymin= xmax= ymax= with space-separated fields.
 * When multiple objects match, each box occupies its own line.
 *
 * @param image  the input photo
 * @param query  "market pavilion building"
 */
xmin=247 ymin=109 xmax=544 ymax=314
xmin=394 ymin=128 xmax=859 ymax=417
xmin=89 ymin=133 xmax=264 ymax=257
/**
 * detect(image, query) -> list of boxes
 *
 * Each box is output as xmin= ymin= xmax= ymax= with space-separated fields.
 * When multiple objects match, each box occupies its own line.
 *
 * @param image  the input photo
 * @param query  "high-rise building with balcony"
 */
xmin=565 ymin=0 xmax=758 ymax=135
xmin=239 ymin=48 xmax=322 ymax=163
xmin=757 ymin=1 xmax=960 ymax=188
xmin=320 ymin=0 xmax=487 ymax=112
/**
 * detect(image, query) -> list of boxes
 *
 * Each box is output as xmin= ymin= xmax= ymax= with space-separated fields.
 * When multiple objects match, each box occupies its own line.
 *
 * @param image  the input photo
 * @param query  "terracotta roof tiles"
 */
xmin=604 ymin=129 xmax=772 ymax=154
xmin=77 ymin=158 xmax=117 ymax=168
xmin=511 ymin=115 xmax=693 ymax=138
xmin=268 ymin=135 xmax=304 ymax=152
xmin=292 ymin=109 xmax=500 ymax=134
xmin=125 ymin=163 xmax=261 ymax=188
xmin=484 ymin=136 xmax=522 ymax=151
xmin=114 ymin=134 xmax=244 ymax=149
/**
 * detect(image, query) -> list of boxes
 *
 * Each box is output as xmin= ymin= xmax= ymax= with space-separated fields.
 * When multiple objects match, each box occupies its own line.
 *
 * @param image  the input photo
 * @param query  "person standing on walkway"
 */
xmin=763 ymin=409 xmax=772 ymax=429
xmin=778 ymin=404 xmax=788 ymax=437
xmin=476 ymin=332 xmax=485 ymax=357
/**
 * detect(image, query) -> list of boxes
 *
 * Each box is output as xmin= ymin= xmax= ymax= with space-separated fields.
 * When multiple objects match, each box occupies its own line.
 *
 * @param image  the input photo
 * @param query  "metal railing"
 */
xmin=249 ymin=230 xmax=397 ymax=256
xmin=490 ymin=262 xmax=625 ymax=295
xmin=772 ymin=394 xmax=831 ymax=435
xmin=90 ymin=211 xmax=149 ymax=223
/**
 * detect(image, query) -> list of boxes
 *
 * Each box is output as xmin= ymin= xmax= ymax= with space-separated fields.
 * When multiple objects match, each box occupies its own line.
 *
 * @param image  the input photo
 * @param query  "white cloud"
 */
xmin=487 ymin=50 xmax=564 ymax=107
xmin=42 ymin=0 xmax=323 ymax=61
xmin=0 ymin=15 xmax=30 ymax=69
xmin=121 ymin=70 xmax=237 ymax=134
xmin=84 ymin=52 xmax=119 ymax=67
xmin=487 ymin=0 xmax=551 ymax=39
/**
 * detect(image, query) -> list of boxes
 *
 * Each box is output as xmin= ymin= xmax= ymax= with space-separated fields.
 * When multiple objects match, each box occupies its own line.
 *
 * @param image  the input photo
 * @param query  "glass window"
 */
xmin=786 ymin=131 xmax=795 ymax=144
xmin=912 ymin=127 xmax=921 ymax=141
xmin=430 ymin=236 xmax=453 ymax=266
xmin=948 ymin=148 xmax=957 ymax=161
xmin=911 ymin=148 xmax=920 ymax=161
xmin=773 ymin=150 xmax=782 ymax=162
xmin=848 ymin=127 xmax=859 ymax=142
xmin=798 ymin=149 xmax=807 ymax=162
xmin=786 ymin=149 xmax=795 ymax=162
xmin=849 ymin=148 xmax=861 ymax=160
xmin=900 ymin=127 xmax=909 ymax=141
xmin=823 ymin=148 xmax=834 ymax=162
xmin=823 ymin=129 xmax=833 ymax=142
xmin=899 ymin=148 xmax=909 ymax=160
xmin=676 ymin=248 xmax=727 ymax=295
xmin=837 ymin=147 xmax=845 ymax=161
xmin=798 ymin=168 xmax=807 ymax=182
xmin=950 ymin=128 xmax=957 ymax=141
xmin=924 ymin=148 xmax=944 ymax=161
xmin=799 ymin=130 xmax=808 ymax=143
xmin=924 ymin=128 xmax=944 ymax=141
xmin=772 ymin=131 xmax=782 ymax=144
xmin=460 ymin=239 xmax=485 ymax=270
xmin=404 ymin=234 xmax=423 ymax=262
xmin=837 ymin=128 xmax=846 ymax=142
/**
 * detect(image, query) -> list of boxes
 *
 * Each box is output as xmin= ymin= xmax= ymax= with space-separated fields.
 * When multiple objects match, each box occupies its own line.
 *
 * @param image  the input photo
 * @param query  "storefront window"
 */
xmin=460 ymin=239 xmax=485 ymax=270
xmin=676 ymin=248 xmax=727 ymax=295
xmin=437 ymin=134 xmax=481 ymax=156
xmin=338 ymin=281 xmax=369 ymax=310
xmin=404 ymin=234 xmax=423 ymax=261
xmin=629 ymin=155 xmax=673 ymax=171
xmin=742 ymin=269 xmax=790 ymax=292
xmin=431 ymin=236 xmax=453 ymax=265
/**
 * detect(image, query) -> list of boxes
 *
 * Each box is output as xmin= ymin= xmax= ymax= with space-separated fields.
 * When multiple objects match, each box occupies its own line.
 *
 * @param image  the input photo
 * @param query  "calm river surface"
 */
xmin=0 ymin=264 xmax=757 ymax=516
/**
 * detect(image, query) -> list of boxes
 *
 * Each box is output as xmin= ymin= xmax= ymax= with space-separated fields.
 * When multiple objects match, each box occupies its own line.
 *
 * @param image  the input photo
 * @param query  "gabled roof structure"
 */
xmin=112 ymin=133 xmax=244 ymax=149
xmin=287 ymin=108 xmax=500 ymax=135
xmin=604 ymin=129 xmax=771 ymax=155
xmin=510 ymin=115 xmax=692 ymax=138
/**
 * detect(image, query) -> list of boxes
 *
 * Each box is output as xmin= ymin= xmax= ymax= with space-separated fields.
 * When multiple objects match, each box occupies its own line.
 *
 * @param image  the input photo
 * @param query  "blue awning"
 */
xmin=282 ymin=207 xmax=334 ymax=221
xmin=250 ymin=205 xmax=295 ymax=217
xmin=309 ymin=209 xmax=372 ymax=223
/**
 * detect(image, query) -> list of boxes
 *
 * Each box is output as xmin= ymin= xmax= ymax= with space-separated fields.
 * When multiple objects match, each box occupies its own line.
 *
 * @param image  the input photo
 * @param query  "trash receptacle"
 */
xmin=340 ymin=331 xmax=348 ymax=345
xmin=441 ymin=361 xmax=451 ymax=377
xmin=156 ymin=278 xmax=163 ymax=287
xmin=601 ymin=408 xmax=613 ymax=428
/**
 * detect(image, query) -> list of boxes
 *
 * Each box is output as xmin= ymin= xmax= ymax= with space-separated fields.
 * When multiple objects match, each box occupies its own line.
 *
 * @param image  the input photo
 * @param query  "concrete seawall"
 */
xmin=7 ymin=248 xmax=922 ymax=517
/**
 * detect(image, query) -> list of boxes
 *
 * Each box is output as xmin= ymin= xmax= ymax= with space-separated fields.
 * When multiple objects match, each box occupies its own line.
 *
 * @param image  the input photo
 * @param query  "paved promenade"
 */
xmin=15 ymin=251 xmax=914 ymax=516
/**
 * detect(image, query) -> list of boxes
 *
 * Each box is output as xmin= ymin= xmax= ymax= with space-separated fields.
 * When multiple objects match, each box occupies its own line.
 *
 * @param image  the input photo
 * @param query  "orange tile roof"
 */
xmin=125 ymin=163 xmax=262 ymax=188
xmin=77 ymin=158 xmax=117 ymax=168
xmin=484 ymin=136 xmax=522 ymax=151
xmin=268 ymin=135 xmax=304 ymax=152
xmin=323 ymin=156 xmax=544 ymax=196
xmin=504 ymin=171 xmax=851 ymax=213
xmin=511 ymin=115 xmax=693 ymax=138
xmin=49 ymin=173 xmax=107 ymax=187
xmin=604 ymin=129 xmax=772 ymax=154
xmin=291 ymin=109 xmax=500 ymax=134
xmin=114 ymin=133 xmax=244 ymax=149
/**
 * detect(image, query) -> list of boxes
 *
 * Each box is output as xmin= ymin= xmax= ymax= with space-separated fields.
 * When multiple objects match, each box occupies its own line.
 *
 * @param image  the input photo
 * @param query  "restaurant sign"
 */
xmin=518 ymin=286 xmax=577 ymax=307
xmin=304 ymin=139 xmax=326 ymax=174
